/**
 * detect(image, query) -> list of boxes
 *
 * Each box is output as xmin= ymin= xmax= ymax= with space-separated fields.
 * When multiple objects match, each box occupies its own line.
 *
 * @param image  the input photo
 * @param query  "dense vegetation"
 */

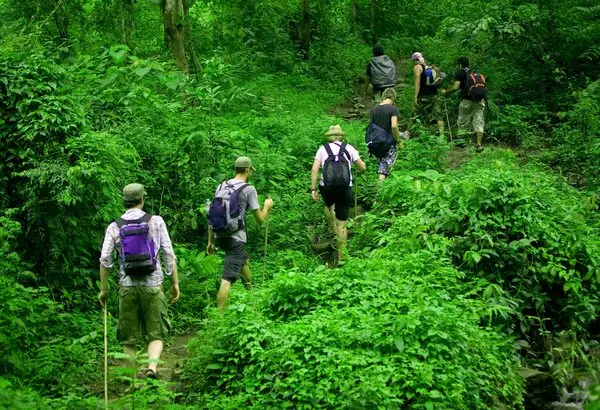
xmin=0 ymin=0 xmax=598 ymax=408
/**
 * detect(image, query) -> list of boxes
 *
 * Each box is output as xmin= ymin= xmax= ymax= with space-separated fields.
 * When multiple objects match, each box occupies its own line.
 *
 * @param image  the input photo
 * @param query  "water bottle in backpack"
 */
xmin=116 ymin=213 xmax=157 ymax=276
xmin=208 ymin=182 xmax=249 ymax=233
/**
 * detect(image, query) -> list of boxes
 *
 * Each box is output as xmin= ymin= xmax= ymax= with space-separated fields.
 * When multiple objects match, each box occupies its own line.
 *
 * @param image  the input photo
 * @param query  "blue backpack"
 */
xmin=208 ymin=182 xmax=249 ymax=233
xmin=116 ymin=213 xmax=157 ymax=276
xmin=365 ymin=122 xmax=394 ymax=159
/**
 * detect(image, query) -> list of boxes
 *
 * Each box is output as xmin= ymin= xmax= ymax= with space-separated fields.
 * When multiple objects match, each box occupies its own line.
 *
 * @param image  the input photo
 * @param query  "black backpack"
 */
xmin=322 ymin=143 xmax=352 ymax=187
xmin=365 ymin=122 xmax=394 ymax=159
xmin=464 ymin=69 xmax=488 ymax=101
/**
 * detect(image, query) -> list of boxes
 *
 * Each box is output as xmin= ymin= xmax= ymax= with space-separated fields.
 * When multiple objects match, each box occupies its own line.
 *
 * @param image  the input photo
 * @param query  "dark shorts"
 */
xmin=216 ymin=237 xmax=249 ymax=283
xmin=117 ymin=286 xmax=171 ymax=346
xmin=319 ymin=185 xmax=353 ymax=221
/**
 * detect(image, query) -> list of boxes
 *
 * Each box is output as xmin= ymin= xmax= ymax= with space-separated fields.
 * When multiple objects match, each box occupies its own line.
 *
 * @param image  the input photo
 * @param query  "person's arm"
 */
xmin=354 ymin=158 xmax=366 ymax=173
xmin=169 ymin=264 xmax=180 ymax=304
xmin=98 ymin=224 xmax=117 ymax=308
xmin=253 ymin=198 xmax=273 ymax=223
xmin=206 ymin=225 xmax=215 ymax=255
xmin=157 ymin=217 xmax=180 ymax=303
xmin=442 ymin=80 xmax=461 ymax=96
xmin=413 ymin=64 xmax=422 ymax=105
xmin=391 ymin=116 xmax=401 ymax=141
xmin=311 ymin=158 xmax=321 ymax=201
xmin=99 ymin=263 xmax=110 ymax=308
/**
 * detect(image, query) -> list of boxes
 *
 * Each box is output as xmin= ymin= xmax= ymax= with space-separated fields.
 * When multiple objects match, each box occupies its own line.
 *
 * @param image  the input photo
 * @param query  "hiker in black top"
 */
xmin=368 ymin=87 xmax=402 ymax=180
xmin=442 ymin=56 xmax=486 ymax=151
xmin=206 ymin=156 xmax=273 ymax=311
xmin=311 ymin=125 xmax=366 ymax=266
xmin=365 ymin=44 xmax=397 ymax=103
xmin=410 ymin=51 xmax=444 ymax=136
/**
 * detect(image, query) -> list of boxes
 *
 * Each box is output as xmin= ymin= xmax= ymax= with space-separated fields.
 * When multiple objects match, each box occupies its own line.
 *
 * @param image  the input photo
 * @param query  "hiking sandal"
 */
xmin=145 ymin=369 xmax=157 ymax=379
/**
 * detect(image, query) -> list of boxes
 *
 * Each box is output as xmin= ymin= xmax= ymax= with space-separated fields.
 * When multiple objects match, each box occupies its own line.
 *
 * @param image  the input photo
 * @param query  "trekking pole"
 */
xmin=262 ymin=214 xmax=269 ymax=278
xmin=443 ymin=98 xmax=453 ymax=143
xmin=103 ymin=303 xmax=108 ymax=410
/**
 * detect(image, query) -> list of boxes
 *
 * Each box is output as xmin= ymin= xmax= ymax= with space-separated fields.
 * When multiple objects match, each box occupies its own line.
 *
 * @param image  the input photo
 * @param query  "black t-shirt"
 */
xmin=418 ymin=64 xmax=438 ymax=97
xmin=369 ymin=103 xmax=400 ymax=134
xmin=455 ymin=69 xmax=470 ymax=100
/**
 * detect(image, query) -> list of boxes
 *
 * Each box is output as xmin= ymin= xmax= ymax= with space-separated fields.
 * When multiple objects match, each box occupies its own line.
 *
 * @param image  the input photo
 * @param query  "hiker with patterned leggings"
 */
xmin=311 ymin=125 xmax=366 ymax=265
xmin=442 ymin=56 xmax=487 ymax=151
xmin=367 ymin=88 xmax=403 ymax=180
xmin=207 ymin=156 xmax=273 ymax=311
xmin=99 ymin=183 xmax=180 ymax=380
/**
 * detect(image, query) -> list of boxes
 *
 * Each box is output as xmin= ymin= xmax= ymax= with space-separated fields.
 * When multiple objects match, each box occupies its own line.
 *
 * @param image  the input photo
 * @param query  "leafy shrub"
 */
xmin=375 ymin=149 xmax=600 ymax=346
xmin=184 ymin=252 xmax=524 ymax=409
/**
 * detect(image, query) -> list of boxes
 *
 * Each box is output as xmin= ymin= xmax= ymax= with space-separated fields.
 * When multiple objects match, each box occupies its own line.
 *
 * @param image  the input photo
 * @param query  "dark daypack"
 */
xmin=369 ymin=55 xmax=397 ymax=88
xmin=322 ymin=143 xmax=352 ymax=187
xmin=208 ymin=182 xmax=249 ymax=233
xmin=365 ymin=122 xmax=395 ymax=159
xmin=465 ymin=69 xmax=488 ymax=101
xmin=116 ymin=213 xmax=157 ymax=276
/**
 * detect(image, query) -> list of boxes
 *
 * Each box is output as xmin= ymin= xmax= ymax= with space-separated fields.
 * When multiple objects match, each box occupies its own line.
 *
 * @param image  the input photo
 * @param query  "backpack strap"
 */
xmin=234 ymin=183 xmax=249 ymax=195
xmin=115 ymin=213 xmax=152 ymax=228
xmin=338 ymin=142 xmax=352 ymax=162
xmin=323 ymin=143 xmax=335 ymax=159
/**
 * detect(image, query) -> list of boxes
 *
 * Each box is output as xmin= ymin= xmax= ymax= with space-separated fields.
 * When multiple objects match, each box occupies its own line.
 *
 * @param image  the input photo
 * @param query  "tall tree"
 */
xmin=160 ymin=0 xmax=190 ymax=72
xmin=120 ymin=0 xmax=134 ymax=47
xmin=369 ymin=0 xmax=376 ymax=43
xmin=299 ymin=0 xmax=310 ymax=60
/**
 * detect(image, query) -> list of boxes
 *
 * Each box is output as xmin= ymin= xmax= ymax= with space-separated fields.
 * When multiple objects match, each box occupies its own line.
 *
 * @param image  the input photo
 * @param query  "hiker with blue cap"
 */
xmin=99 ymin=183 xmax=180 ymax=380
xmin=207 ymin=156 xmax=273 ymax=311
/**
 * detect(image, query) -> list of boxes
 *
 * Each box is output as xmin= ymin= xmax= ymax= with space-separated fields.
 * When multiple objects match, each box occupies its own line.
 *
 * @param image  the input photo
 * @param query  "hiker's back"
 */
xmin=209 ymin=179 xmax=259 ymax=243
xmin=369 ymin=104 xmax=398 ymax=133
xmin=369 ymin=55 xmax=397 ymax=88
xmin=419 ymin=64 xmax=443 ymax=96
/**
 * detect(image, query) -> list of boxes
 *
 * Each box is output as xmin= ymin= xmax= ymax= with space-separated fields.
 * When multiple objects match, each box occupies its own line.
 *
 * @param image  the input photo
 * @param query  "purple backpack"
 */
xmin=116 ymin=213 xmax=157 ymax=276
xmin=208 ymin=182 xmax=249 ymax=233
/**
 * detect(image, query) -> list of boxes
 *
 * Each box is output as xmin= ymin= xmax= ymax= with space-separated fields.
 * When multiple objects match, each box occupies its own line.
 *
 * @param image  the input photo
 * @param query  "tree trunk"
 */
xmin=161 ymin=0 xmax=189 ymax=72
xmin=351 ymin=0 xmax=357 ymax=35
xmin=55 ymin=0 xmax=70 ymax=44
xmin=299 ymin=0 xmax=310 ymax=60
xmin=120 ymin=0 xmax=135 ymax=47
xmin=184 ymin=0 xmax=201 ymax=74
xmin=370 ymin=0 xmax=376 ymax=44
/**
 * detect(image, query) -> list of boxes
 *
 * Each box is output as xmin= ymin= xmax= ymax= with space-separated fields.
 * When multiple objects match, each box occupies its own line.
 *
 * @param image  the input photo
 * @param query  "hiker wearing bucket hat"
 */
xmin=311 ymin=125 xmax=366 ymax=265
xmin=207 ymin=156 xmax=273 ymax=311
xmin=99 ymin=183 xmax=180 ymax=380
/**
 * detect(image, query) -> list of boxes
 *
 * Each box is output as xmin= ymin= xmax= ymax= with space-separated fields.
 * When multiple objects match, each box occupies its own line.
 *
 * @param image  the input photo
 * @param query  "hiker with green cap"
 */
xmin=311 ymin=125 xmax=366 ymax=265
xmin=99 ymin=183 xmax=180 ymax=380
xmin=207 ymin=156 xmax=273 ymax=311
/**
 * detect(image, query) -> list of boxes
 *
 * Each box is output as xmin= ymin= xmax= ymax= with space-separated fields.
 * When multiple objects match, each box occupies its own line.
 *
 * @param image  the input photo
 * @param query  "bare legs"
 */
xmin=217 ymin=260 xmax=252 ymax=312
xmin=324 ymin=205 xmax=347 ymax=263
xmin=123 ymin=340 xmax=164 ymax=376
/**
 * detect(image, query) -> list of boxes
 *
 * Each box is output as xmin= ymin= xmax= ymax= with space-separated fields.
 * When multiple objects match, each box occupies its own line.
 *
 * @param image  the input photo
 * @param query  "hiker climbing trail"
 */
xmin=2 ymin=1 xmax=599 ymax=407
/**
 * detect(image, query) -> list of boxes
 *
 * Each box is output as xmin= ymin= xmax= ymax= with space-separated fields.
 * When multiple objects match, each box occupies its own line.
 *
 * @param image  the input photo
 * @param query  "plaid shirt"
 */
xmin=99 ymin=209 xmax=176 ymax=287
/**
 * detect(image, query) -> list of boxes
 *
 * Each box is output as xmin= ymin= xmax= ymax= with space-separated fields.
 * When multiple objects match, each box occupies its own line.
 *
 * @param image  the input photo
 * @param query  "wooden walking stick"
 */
xmin=103 ymin=303 xmax=108 ymax=410
xmin=443 ymin=98 xmax=453 ymax=142
xmin=263 ymin=214 xmax=269 ymax=278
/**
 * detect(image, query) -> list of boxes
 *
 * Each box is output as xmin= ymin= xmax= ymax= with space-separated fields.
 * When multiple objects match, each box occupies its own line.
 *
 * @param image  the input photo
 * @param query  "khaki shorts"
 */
xmin=415 ymin=94 xmax=443 ymax=124
xmin=457 ymin=99 xmax=485 ymax=134
xmin=117 ymin=286 xmax=171 ymax=346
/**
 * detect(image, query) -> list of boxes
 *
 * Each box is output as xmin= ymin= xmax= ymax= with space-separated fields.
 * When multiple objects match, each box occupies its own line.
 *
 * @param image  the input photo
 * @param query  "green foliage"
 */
xmin=184 ymin=252 xmax=524 ymax=409
xmin=372 ymin=149 xmax=600 ymax=347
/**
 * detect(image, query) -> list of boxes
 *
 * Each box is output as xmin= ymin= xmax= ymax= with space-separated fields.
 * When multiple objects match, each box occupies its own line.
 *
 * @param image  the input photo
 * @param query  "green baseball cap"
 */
xmin=123 ymin=183 xmax=146 ymax=201
xmin=235 ymin=156 xmax=256 ymax=170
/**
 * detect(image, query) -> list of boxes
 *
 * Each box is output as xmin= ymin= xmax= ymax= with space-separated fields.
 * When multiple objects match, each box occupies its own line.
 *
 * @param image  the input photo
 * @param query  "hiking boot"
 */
xmin=145 ymin=369 xmax=158 ymax=380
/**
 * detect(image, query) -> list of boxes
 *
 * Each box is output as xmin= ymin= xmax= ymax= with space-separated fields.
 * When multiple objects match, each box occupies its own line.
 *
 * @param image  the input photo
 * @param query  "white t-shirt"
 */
xmin=314 ymin=142 xmax=361 ymax=187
